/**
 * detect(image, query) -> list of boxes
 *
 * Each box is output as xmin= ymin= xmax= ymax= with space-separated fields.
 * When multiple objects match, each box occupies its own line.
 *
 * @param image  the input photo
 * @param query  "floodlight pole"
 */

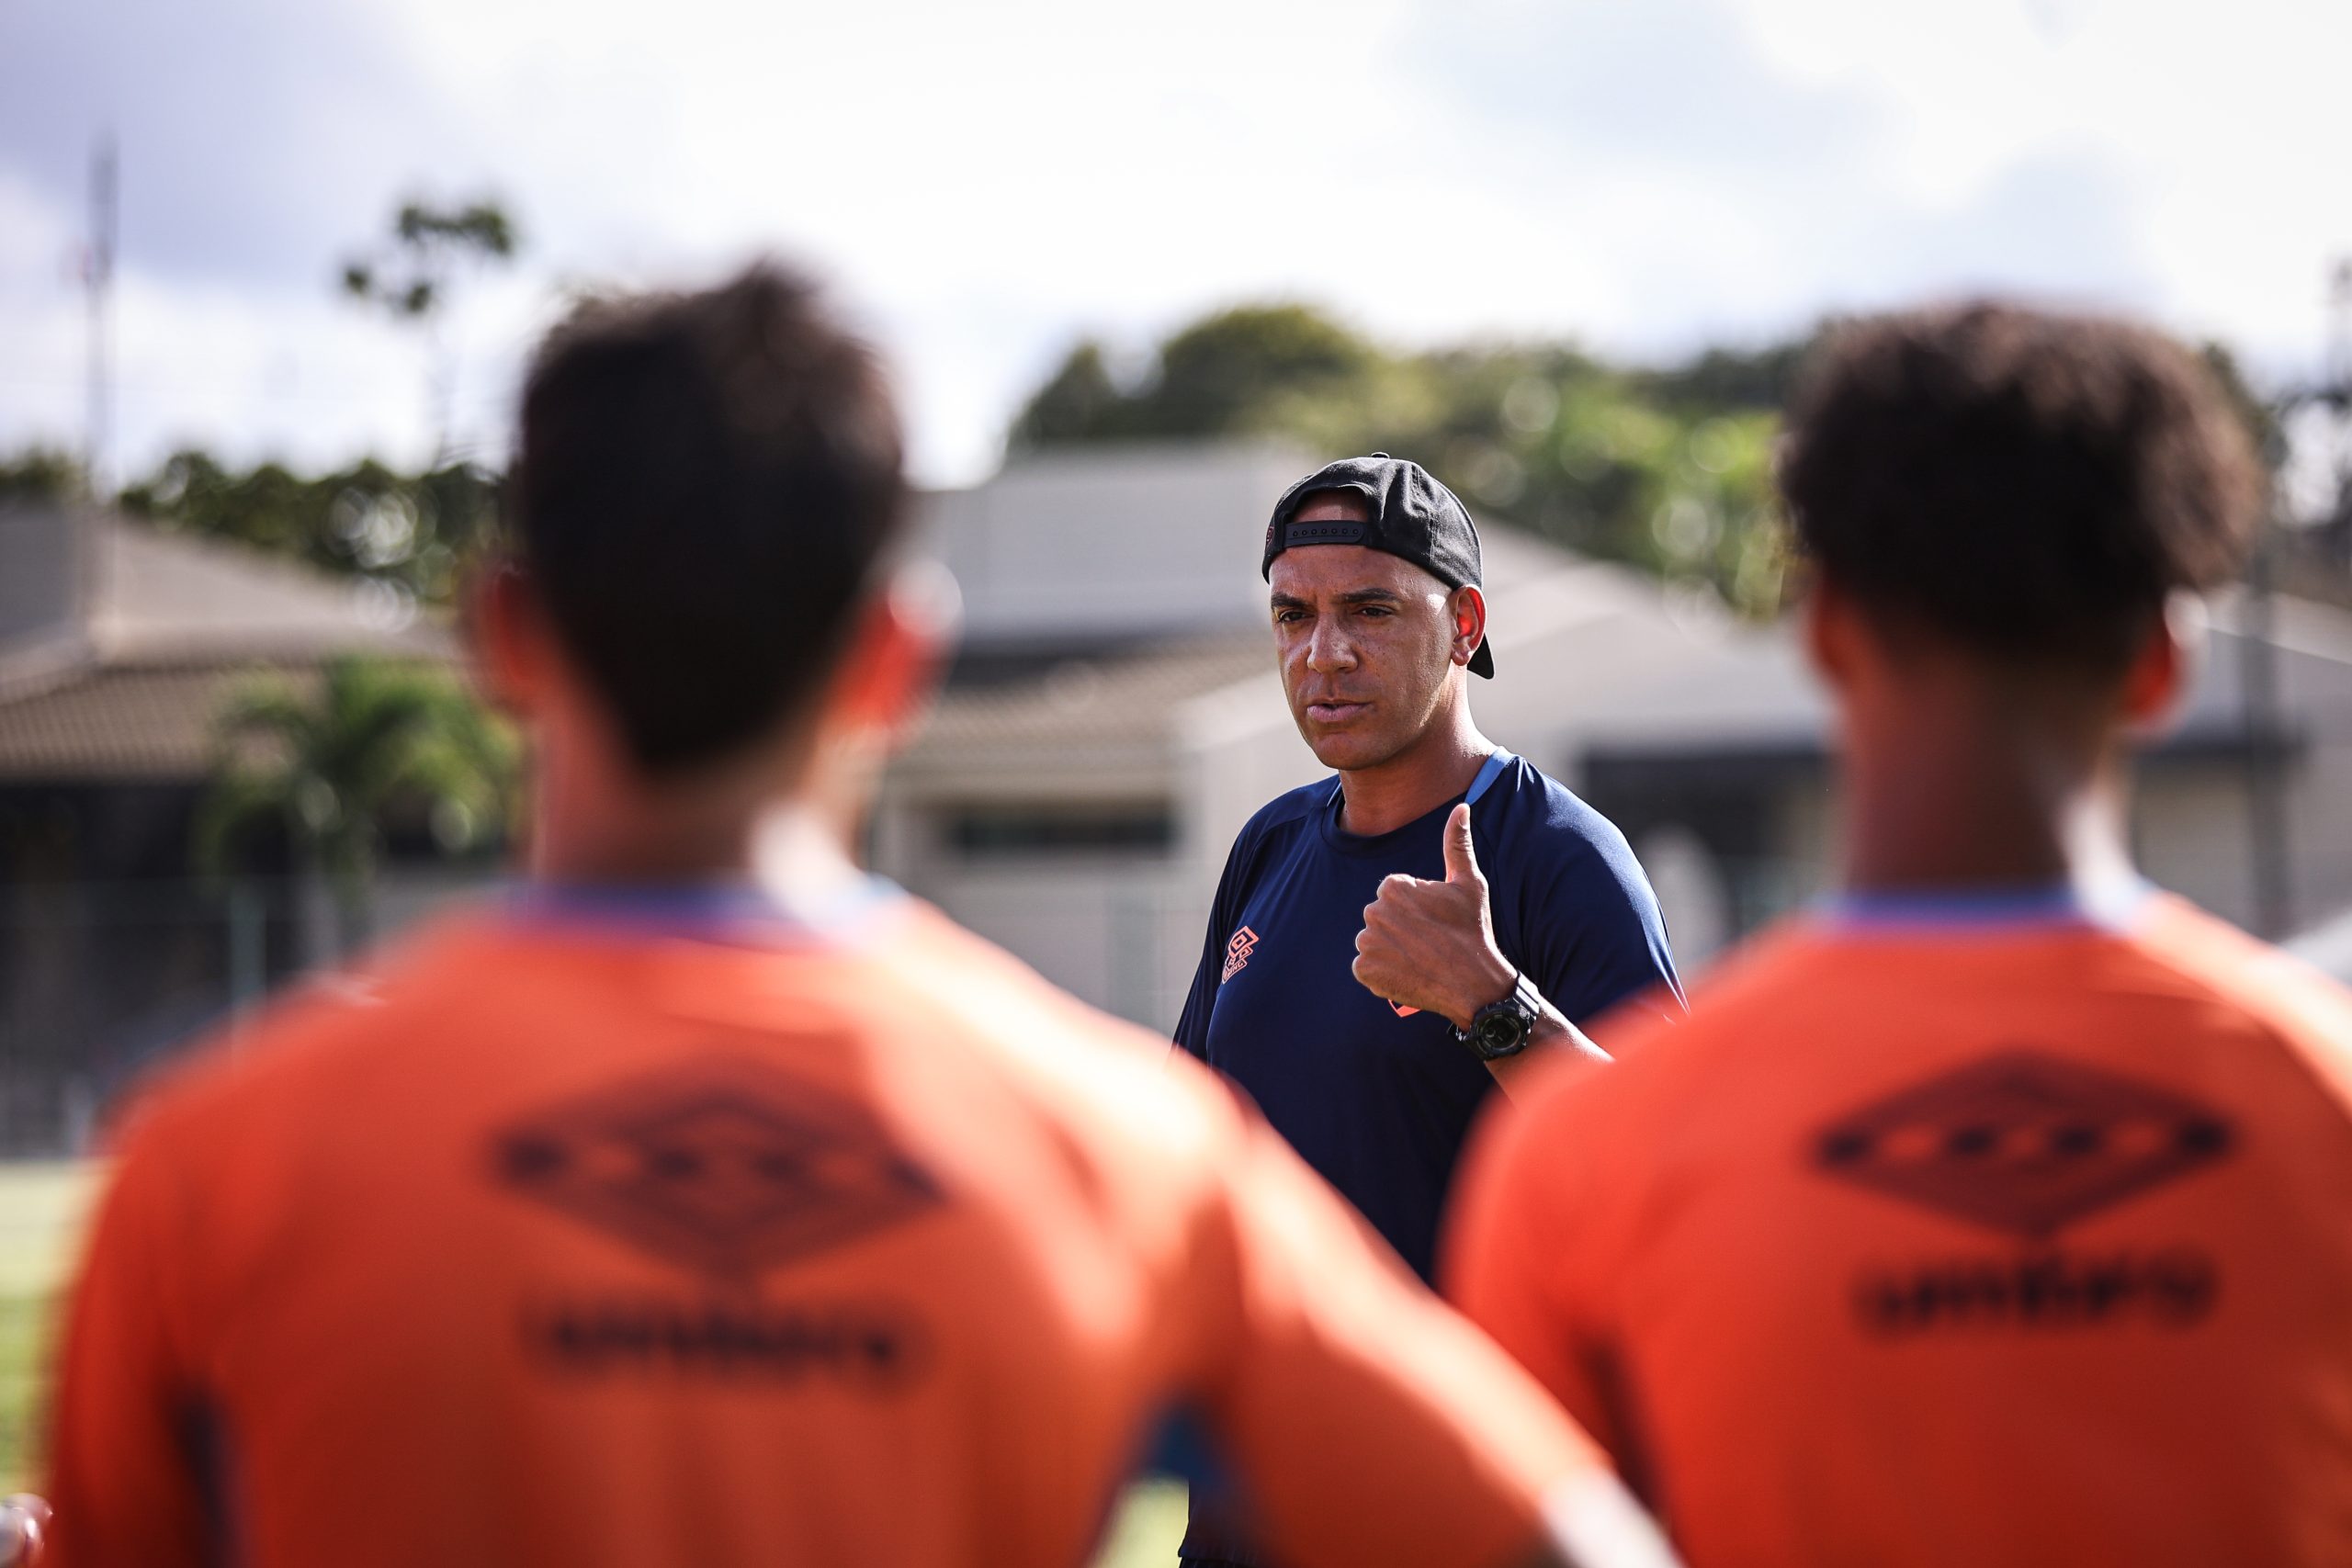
xmin=2239 ymin=262 xmax=2352 ymax=941
xmin=2239 ymin=513 xmax=2289 ymax=940
xmin=84 ymin=136 xmax=117 ymax=502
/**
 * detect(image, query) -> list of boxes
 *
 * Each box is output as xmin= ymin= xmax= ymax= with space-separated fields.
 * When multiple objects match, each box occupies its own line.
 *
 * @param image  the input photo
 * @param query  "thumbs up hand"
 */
xmin=1353 ymin=803 xmax=1519 ymax=1032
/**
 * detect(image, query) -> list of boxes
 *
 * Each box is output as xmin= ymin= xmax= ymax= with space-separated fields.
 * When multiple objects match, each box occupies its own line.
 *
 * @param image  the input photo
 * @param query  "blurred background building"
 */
xmin=6 ymin=0 xmax=2352 ymax=1165
xmin=880 ymin=440 xmax=2352 ymax=1032
xmin=12 ymin=431 xmax=2352 ymax=1156
xmin=12 ymin=2 xmax=2352 ymax=1539
xmin=0 ymin=499 xmax=459 ymax=1149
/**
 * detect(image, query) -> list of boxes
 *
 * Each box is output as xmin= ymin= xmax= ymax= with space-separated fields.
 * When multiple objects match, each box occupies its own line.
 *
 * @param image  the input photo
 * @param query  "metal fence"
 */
xmin=0 ymin=852 xmax=1827 ymax=1157
xmin=0 ymin=872 xmax=495 ymax=1155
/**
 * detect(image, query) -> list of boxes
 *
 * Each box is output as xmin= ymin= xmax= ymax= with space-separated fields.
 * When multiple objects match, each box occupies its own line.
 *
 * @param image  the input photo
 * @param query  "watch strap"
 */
xmin=1454 ymin=968 xmax=1540 ymax=1059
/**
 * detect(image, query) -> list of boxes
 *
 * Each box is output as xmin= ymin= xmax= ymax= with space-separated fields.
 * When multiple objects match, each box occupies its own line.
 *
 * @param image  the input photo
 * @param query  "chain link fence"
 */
xmin=0 ymin=872 xmax=495 ymax=1156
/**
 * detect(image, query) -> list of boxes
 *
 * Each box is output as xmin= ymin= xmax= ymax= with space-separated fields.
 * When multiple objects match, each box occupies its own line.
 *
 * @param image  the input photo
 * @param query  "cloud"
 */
xmin=1 ymin=0 xmax=2345 ymax=489
xmin=1408 ymin=0 xmax=1883 ymax=179
xmin=0 ymin=0 xmax=484 ymax=295
xmin=0 ymin=0 xmax=551 ymax=478
xmin=1383 ymin=0 xmax=2155 ymax=357
xmin=1822 ymin=148 xmax=2156 ymax=314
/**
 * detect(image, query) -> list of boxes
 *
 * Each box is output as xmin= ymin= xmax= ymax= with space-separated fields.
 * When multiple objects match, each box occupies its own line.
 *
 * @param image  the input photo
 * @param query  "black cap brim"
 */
xmin=1470 ymin=638 xmax=1495 ymax=678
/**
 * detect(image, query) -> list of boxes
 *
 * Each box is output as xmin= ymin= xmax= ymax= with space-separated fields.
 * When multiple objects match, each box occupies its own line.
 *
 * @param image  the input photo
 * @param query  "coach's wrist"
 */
xmin=1441 ymin=947 xmax=1519 ymax=1032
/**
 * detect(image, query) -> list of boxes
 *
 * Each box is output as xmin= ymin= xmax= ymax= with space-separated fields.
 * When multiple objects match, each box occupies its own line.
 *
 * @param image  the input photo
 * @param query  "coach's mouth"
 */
xmin=1305 ymin=700 xmax=1371 ymax=724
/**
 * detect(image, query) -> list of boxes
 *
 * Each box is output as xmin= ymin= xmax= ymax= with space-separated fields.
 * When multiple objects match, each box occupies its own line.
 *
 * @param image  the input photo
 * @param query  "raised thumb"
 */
xmin=1442 ymin=802 xmax=1481 ymax=885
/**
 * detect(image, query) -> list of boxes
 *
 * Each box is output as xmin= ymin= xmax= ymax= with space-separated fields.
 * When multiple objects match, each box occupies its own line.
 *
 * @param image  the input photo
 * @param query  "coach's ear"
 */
xmin=1450 ymin=583 xmax=1488 ymax=671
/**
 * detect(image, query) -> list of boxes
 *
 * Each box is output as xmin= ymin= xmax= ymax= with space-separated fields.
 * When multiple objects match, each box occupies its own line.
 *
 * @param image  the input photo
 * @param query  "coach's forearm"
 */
xmin=1422 ymin=950 xmax=1609 ymax=1096
xmin=1483 ymin=999 xmax=1608 ymax=1095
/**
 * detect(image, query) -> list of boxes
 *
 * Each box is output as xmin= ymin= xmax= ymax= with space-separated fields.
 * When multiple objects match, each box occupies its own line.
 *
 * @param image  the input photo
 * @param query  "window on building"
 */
xmin=944 ymin=803 xmax=1174 ymax=857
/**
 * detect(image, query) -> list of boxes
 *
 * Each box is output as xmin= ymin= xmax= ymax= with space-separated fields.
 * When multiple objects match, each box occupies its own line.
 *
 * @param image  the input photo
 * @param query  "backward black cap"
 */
xmin=1261 ymin=452 xmax=1494 ymax=677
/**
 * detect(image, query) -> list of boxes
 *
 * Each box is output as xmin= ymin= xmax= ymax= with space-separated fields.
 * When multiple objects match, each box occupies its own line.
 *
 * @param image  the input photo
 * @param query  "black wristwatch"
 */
xmin=1454 ymin=970 xmax=1542 ymax=1061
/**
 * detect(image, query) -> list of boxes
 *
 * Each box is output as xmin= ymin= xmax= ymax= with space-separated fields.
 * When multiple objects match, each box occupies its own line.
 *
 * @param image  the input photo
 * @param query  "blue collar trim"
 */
xmin=500 ymin=874 xmax=907 ymax=944
xmin=1465 ymin=749 xmax=1513 ymax=807
xmin=1815 ymin=876 xmax=2155 ymax=935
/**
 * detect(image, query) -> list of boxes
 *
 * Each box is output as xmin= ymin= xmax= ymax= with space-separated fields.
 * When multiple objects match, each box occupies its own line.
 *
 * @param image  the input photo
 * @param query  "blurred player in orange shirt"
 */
xmin=1449 ymin=302 xmax=2352 ymax=1566
xmin=43 ymin=267 xmax=1676 ymax=1568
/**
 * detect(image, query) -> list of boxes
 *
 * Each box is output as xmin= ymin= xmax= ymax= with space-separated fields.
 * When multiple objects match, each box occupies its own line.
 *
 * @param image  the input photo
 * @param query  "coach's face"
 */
xmin=1270 ymin=492 xmax=1472 ymax=773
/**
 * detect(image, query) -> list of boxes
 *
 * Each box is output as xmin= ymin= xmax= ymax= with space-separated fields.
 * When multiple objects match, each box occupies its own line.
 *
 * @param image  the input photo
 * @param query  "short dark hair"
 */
xmin=1778 ymin=301 xmax=2263 ymax=672
xmin=509 ymin=263 xmax=907 ymax=774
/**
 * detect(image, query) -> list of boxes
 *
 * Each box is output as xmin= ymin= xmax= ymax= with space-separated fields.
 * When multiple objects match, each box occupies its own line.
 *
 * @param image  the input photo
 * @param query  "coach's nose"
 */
xmin=1305 ymin=614 xmax=1358 ymax=674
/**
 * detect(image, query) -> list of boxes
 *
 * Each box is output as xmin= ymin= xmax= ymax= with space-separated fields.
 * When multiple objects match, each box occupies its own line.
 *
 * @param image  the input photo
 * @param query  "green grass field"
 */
xmin=0 ymin=1161 xmax=1183 ymax=1563
xmin=0 ymin=1162 xmax=99 ymax=1495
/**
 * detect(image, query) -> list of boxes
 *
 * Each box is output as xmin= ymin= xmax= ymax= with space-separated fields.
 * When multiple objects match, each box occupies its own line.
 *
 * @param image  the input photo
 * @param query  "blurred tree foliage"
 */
xmin=1012 ymin=307 xmax=2285 ymax=618
xmin=2 ymin=302 xmax=2277 ymax=632
xmin=117 ymin=452 xmax=500 ymax=607
xmin=342 ymin=197 xmax=522 ymax=464
xmin=197 ymin=655 xmax=519 ymax=956
xmin=1009 ymin=306 xmax=1804 ymax=616
xmin=0 ymin=449 xmax=86 ymax=505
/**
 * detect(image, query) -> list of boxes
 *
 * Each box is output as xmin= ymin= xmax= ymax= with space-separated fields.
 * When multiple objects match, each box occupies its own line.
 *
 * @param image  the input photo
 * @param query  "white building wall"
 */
xmin=1170 ymin=569 xmax=1824 ymax=987
xmin=922 ymin=863 xmax=1196 ymax=1030
xmin=1167 ymin=579 xmax=2352 ymax=981
xmin=886 ymin=443 xmax=2352 ymax=1022
xmin=914 ymin=443 xmax=1311 ymax=647
xmin=2136 ymin=768 xmax=2260 ymax=931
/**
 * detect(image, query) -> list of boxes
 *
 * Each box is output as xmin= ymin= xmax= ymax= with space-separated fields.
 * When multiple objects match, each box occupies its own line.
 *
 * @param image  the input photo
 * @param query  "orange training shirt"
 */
xmin=48 ymin=894 xmax=1606 ymax=1568
xmin=1448 ymin=893 xmax=2352 ymax=1568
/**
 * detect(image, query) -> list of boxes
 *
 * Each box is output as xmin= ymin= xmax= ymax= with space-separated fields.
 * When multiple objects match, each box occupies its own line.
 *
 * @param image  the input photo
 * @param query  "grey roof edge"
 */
xmin=0 ymin=632 xmax=99 ymax=706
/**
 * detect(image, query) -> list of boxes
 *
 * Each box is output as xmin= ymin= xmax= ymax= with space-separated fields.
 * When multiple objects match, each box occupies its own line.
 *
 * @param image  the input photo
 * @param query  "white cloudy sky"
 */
xmin=3 ymin=0 xmax=2349 ymax=489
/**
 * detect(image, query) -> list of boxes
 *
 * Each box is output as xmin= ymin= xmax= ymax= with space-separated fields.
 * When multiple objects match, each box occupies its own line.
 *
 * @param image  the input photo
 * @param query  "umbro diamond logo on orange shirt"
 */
xmin=1222 ymin=927 xmax=1259 ymax=983
xmin=493 ymin=1056 xmax=944 ymax=1287
xmin=1812 ymin=1049 xmax=2234 ymax=1241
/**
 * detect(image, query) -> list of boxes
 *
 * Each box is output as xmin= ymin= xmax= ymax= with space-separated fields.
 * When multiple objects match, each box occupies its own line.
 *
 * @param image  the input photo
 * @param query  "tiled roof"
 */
xmin=899 ymin=526 xmax=1607 ymax=761
xmin=0 ymin=516 xmax=462 ymax=782
xmin=91 ymin=521 xmax=453 ymax=664
xmin=0 ymin=661 xmax=324 ymax=781
xmin=0 ymin=657 xmax=480 ymax=783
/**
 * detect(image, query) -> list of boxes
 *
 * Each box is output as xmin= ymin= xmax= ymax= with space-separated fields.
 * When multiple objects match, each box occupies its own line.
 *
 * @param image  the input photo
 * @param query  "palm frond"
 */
xmin=194 ymin=655 xmax=520 ymax=885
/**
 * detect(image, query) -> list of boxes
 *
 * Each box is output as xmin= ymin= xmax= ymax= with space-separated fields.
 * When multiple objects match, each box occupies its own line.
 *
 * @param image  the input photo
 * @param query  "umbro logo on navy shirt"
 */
xmin=1222 ymin=927 xmax=1260 ymax=983
xmin=1174 ymin=751 xmax=1682 ymax=1285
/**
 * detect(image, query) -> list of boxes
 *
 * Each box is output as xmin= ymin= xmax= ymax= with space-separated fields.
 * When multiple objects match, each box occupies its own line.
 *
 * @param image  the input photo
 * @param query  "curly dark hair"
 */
xmin=509 ymin=263 xmax=908 ymax=775
xmin=1778 ymin=301 xmax=2264 ymax=672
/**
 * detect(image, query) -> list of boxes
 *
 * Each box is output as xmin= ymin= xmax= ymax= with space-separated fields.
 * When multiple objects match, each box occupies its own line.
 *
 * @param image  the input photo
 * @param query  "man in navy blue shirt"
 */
xmin=1170 ymin=455 xmax=1681 ymax=1565
xmin=1176 ymin=454 xmax=1682 ymax=1280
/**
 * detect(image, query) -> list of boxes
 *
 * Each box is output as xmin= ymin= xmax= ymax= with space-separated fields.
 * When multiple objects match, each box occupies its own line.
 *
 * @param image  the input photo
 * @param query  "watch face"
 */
xmin=1472 ymin=1010 xmax=1532 ymax=1059
xmin=1457 ymin=976 xmax=1539 ymax=1060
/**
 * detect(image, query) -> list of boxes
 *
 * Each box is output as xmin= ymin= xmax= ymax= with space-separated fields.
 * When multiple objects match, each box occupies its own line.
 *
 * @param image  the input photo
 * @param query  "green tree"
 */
xmin=1005 ymin=305 xmax=1797 ymax=615
xmin=0 ymin=449 xmax=85 ymax=505
xmin=1010 ymin=305 xmax=1381 ymax=450
xmin=1633 ymin=339 xmax=1812 ymax=413
xmin=1008 ymin=341 xmax=1128 ymax=447
xmin=195 ymin=657 xmax=518 ymax=963
xmin=119 ymin=449 xmax=500 ymax=607
xmin=341 ymin=197 xmax=521 ymax=463
xmin=1139 ymin=305 xmax=1374 ymax=435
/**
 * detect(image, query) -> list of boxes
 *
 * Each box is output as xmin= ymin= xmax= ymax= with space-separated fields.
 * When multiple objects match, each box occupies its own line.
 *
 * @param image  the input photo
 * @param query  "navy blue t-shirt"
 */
xmin=1173 ymin=750 xmax=1681 ymax=1282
